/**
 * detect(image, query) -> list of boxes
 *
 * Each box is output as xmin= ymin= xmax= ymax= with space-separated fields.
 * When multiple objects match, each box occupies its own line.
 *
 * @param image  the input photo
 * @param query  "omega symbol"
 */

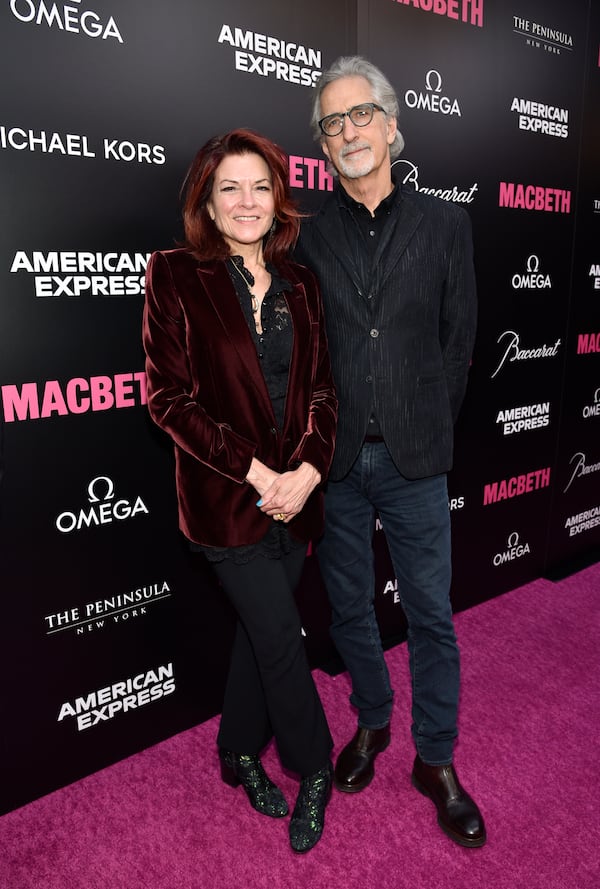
xmin=87 ymin=476 xmax=115 ymax=502
xmin=425 ymin=70 xmax=443 ymax=93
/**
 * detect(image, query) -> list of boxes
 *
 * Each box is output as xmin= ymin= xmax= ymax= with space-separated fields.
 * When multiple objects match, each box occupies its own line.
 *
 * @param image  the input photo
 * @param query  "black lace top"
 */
xmin=190 ymin=257 xmax=305 ymax=563
xmin=227 ymin=255 xmax=293 ymax=429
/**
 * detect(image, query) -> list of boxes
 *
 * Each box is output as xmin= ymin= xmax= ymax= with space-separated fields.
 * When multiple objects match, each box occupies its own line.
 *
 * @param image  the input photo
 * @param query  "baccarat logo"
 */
xmin=490 ymin=330 xmax=561 ymax=379
xmin=563 ymin=452 xmax=600 ymax=494
xmin=391 ymin=158 xmax=478 ymax=204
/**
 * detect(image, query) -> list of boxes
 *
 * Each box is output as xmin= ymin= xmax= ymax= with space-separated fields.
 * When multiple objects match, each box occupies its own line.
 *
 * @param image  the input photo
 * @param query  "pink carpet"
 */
xmin=1 ymin=565 xmax=598 ymax=889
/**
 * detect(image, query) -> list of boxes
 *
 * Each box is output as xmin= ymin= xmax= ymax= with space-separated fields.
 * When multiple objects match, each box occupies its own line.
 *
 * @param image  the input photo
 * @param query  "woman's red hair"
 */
xmin=181 ymin=129 xmax=301 ymax=264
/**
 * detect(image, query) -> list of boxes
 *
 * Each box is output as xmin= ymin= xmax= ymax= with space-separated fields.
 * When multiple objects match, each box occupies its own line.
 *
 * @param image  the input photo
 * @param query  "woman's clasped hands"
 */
xmin=246 ymin=458 xmax=321 ymax=523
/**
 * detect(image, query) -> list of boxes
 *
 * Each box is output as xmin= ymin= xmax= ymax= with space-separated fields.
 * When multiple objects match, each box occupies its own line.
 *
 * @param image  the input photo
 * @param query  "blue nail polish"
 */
xmin=256 ymin=499 xmax=263 ymax=506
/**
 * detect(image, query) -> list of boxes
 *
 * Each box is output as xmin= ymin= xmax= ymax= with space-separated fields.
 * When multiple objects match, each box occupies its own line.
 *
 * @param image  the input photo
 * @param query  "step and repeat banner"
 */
xmin=0 ymin=0 xmax=598 ymax=814
xmin=363 ymin=0 xmax=600 ymax=608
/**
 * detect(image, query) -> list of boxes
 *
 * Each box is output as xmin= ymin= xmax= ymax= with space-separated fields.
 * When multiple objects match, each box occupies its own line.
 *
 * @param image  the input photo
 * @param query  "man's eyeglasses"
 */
xmin=318 ymin=103 xmax=385 ymax=137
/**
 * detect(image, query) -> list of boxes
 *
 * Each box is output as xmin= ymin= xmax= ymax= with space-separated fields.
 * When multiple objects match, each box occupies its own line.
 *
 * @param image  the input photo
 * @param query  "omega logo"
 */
xmin=582 ymin=388 xmax=600 ymax=419
xmin=56 ymin=475 xmax=149 ymax=533
xmin=493 ymin=531 xmax=531 ymax=566
xmin=88 ymin=476 xmax=114 ymax=502
xmin=404 ymin=70 xmax=461 ymax=116
xmin=511 ymin=254 xmax=552 ymax=289
xmin=425 ymin=69 xmax=442 ymax=92
xmin=10 ymin=0 xmax=124 ymax=42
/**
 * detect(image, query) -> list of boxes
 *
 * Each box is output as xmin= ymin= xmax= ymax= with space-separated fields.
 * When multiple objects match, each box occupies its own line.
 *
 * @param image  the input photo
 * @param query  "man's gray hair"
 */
xmin=311 ymin=56 xmax=405 ymax=159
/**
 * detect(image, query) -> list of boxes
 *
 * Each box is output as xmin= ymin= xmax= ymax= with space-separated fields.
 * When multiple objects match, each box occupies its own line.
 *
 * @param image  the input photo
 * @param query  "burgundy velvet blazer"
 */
xmin=143 ymin=248 xmax=337 ymax=547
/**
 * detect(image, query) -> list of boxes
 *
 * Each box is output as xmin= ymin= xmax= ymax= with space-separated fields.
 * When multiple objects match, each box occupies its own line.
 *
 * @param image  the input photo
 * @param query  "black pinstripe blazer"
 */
xmin=295 ymin=184 xmax=477 ymax=482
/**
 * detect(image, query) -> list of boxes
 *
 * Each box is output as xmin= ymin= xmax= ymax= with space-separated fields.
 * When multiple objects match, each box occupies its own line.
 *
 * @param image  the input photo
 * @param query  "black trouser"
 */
xmin=213 ymin=547 xmax=332 ymax=777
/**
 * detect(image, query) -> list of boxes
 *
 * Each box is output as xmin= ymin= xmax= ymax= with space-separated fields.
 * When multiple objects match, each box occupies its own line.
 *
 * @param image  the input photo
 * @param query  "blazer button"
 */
xmin=370 ymin=328 xmax=379 ymax=338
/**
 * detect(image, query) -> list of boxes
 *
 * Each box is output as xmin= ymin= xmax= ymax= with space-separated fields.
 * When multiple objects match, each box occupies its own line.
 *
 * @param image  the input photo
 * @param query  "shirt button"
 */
xmin=270 ymin=427 xmax=277 ymax=435
xmin=366 ymin=375 xmax=373 ymax=382
xmin=367 ymin=292 xmax=373 ymax=300
xmin=370 ymin=328 xmax=379 ymax=338
xmin=369 ymin=230 xmax=375 ymax=237
xmin=258 ymin=353 xmax=264 ymax=359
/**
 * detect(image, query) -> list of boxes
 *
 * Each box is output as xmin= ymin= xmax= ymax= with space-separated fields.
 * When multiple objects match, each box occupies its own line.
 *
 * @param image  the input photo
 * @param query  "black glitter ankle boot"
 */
xmin=219 ymin=749 xmax=288 ymax=818
xmin=289 ymin=761 xmax=333 ymax=853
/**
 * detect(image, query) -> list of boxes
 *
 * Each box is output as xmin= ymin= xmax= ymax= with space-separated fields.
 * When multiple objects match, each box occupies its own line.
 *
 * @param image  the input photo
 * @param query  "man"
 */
xmin=295 ymin=56 xmax=485 ymax=847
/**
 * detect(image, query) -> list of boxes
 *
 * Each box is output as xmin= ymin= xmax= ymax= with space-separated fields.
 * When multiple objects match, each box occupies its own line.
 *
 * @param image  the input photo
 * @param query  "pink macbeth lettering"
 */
xmin=483 ymin=467 xmax=551 ymax=505
xmin=2 ymin=372 xmax=147 ymax=422
xmin=498 ymin=182 xmax=571 ymax=213
xmin=288 ymin=156 xmax=333 ymax=191
xmin=393 ymin=0 xmax=483 ymax=27
xmin=577 ymin=333 xmax=600 ymax=354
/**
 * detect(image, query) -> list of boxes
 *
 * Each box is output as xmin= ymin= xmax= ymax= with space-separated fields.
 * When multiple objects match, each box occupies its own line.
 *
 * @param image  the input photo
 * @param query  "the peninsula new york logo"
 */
xmin=512 ymin=14 xmax=573 ymax=55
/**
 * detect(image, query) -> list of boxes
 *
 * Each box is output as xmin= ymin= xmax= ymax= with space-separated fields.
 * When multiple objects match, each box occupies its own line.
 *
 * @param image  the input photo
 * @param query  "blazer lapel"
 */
xmin=313 ymin=199 xmax=365 ymax=298
xmin=313 ymin=188 xmax=424 ymax=299
xmin=374 ymin=191 xmax=423 ymax=291
xmin=195 ymin=262 xmax=275 ymax=418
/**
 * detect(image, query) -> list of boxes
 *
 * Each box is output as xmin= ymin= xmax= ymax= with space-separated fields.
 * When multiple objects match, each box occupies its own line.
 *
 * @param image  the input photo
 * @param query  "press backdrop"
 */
xmin=1 ymin=0 xmax=598 ymax=814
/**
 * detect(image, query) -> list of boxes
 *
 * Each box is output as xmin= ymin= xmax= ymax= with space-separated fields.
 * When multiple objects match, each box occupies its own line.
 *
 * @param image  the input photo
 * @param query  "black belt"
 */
xmin=364 ymin=435 xmax=384 ymax=443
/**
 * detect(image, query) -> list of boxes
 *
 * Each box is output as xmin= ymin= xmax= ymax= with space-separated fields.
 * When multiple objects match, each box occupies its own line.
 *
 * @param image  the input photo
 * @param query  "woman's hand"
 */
xmin=245 ymin=458 xmax=281 ymax=498
xmin=258 ymin=462 xmax=321 ymax=522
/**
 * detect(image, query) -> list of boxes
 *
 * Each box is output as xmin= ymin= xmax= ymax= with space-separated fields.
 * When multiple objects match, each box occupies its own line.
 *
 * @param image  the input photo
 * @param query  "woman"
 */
xmin=143 ymin=129 xmax=337 ymax=853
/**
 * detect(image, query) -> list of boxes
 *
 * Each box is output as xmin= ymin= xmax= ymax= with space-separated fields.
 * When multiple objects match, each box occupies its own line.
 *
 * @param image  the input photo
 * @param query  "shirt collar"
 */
xmin=337 ymin=180 xmax=399 ymax=216
xmin=228 ymin=255 xmax=293 ymax=295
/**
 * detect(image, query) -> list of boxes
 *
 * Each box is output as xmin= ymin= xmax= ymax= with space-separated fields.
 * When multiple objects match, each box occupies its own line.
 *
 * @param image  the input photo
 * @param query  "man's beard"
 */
xmin=337 ymin=142 xmax=374 ymax=179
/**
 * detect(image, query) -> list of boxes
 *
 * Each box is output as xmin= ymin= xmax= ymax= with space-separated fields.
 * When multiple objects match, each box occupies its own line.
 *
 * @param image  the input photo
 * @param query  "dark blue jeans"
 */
xmin=317 ymin=442 xmax=459 ymax=765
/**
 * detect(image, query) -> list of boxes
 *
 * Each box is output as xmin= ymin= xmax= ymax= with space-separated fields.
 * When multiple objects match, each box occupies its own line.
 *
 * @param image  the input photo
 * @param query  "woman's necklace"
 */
xmin=230 ymin=257 xmax=265 ymax=332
